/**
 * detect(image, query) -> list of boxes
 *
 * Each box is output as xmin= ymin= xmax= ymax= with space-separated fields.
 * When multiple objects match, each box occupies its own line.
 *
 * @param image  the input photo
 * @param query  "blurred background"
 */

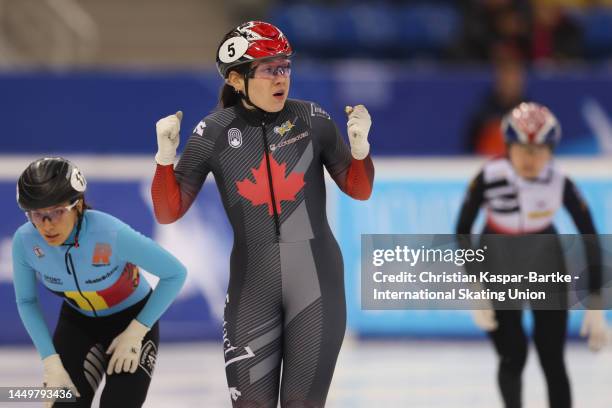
xmin=1 ymin=0 xmax=612 ymax=406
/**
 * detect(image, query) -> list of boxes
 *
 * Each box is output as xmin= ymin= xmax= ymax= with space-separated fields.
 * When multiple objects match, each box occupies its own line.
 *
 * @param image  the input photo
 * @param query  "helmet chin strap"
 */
xmin=238 ymin=71 xmax=271 ymax=116
xmin=73 ymin=209 xmax=84 ymax=248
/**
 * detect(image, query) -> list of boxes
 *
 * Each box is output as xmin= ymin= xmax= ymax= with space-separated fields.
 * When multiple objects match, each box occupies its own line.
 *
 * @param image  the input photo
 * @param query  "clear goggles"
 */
xmin=26 ymin=200 xmax=79 ymax=224
xmin=250 ymin=59 xmax=292 ymax=80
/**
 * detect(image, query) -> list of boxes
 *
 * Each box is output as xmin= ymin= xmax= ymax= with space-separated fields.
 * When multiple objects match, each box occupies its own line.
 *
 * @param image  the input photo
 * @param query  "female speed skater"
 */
xmin=13 ymin=157 xmax=187 ymax=407
xmin=150 ymin=21 xmax=374 ymax=408
xmin=456 ymin=102 xmax=608 ymax=408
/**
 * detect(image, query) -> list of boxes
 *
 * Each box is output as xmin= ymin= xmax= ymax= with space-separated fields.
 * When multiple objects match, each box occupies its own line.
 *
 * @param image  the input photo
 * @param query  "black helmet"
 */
xmin=17 ymin=157 xmax=87 ymax=211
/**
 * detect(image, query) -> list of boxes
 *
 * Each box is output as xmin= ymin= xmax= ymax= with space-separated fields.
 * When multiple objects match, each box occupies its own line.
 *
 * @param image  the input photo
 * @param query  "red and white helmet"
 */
xmin=502 ymin=102 xmax=561 ymax=147
xmin=216 ymin=21 xmax=293 ymax=78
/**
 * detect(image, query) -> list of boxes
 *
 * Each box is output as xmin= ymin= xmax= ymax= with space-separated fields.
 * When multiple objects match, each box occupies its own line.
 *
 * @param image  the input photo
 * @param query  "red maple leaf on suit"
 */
xmin=236 ymin=154 xmax=305 ymax=215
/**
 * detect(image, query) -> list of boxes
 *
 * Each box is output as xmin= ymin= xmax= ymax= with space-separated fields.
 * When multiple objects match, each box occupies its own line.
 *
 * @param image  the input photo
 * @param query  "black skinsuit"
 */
xmin=152 ymin=99 xmax=374 ymax=407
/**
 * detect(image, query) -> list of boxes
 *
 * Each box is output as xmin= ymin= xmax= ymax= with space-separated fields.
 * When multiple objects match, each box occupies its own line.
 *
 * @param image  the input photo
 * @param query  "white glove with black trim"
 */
xmin=345 ymin=105 xmax=371 ymax=160
xmin=43 ymin=354 xmax=80 ymax=407
xmin=155 ymin=111 xmax=183 ymax=166
xmin=106 ymin=319 xmax=150 ymax=374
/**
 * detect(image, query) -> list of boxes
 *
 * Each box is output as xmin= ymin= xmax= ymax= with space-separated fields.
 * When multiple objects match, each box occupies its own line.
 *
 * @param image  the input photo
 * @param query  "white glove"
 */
xmin=580 ymin=310 xmax=608 ymax=352
xmin=472 ymin=308 xmax=498 ymax=332
xmin=106 ymin=319 xmax=150 ymax=374
xmin=155 ymin=111 xmax=183 ymax=166
xmin=346 ymin=105 xmax=371 ymax=160
xmin=43 ymin=354 xmax=80 ymax=407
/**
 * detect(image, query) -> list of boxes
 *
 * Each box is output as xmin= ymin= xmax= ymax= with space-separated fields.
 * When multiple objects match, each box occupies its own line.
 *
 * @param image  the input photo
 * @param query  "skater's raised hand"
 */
xmin=346 ymin=104 xmax=371 ymax=160
xmin=155 ymin=111 xmax=183 ymax=165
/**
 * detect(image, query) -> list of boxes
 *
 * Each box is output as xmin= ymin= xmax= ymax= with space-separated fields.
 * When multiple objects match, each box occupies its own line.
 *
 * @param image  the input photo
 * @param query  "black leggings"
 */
xmin=51 ymin=296 xmax=159 ymax=408
xmin=489 ymin=310 xmax=570 ymax=408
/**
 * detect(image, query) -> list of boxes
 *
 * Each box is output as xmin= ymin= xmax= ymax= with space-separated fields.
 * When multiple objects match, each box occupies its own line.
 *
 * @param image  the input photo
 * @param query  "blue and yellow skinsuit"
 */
xmin=12 ymin=210 xmax=186 ymax=407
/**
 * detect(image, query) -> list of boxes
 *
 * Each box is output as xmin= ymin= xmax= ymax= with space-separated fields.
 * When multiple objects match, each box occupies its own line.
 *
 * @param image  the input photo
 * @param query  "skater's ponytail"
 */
xmin=219 ymin=83 xmax=241 ymax=109
xmin=218 ymin=64 xmax=251 ymax=109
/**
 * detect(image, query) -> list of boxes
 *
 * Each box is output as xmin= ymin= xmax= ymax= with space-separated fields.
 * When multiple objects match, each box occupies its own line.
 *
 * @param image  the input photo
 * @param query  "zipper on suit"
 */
xmin=261 ymin=121 xmax=281 ymax=241
xmin=64 ymin=245 xmax=98 ymax=317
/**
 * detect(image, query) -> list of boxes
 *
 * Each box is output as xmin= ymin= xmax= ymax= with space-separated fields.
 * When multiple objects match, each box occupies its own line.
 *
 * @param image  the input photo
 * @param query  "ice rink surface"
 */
xmin=1 ymin=338 xmax=611 ymax=407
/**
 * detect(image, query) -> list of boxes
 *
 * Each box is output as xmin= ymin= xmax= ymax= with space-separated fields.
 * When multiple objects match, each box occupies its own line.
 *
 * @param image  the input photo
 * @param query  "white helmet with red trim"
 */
xmin=502 ymin=102 xmax=561 ymax=147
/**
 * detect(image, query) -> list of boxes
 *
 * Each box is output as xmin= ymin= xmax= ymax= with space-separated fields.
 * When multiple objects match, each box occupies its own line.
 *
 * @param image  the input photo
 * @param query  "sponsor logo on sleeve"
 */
xmin=33 ymin=246 xmax=45 ymax=258
xmin=310 ymin=103 xmax=330 ymax=119
xmin=193 ymin=120 xmax=206 ymax=136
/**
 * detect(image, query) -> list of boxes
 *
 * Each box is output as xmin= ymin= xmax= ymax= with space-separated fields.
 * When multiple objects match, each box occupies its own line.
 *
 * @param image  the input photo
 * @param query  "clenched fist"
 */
xmin=155 ymin=111 xmax=183 ymax=166
xmin=345 ymin=105 xmax=371 ymax=160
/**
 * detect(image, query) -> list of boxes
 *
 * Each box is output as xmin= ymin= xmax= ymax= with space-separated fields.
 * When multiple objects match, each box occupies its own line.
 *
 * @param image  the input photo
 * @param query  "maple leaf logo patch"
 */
xmin=236 ymin=154 xmax=305 ymax=215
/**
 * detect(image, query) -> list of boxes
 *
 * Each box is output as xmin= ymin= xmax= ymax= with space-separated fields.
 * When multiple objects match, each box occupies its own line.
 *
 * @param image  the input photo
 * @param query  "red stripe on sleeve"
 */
xmin=344 ymin=155 xmax=374 ymax=200
xmin=151 ymin=164 xmax=184 ymax=224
